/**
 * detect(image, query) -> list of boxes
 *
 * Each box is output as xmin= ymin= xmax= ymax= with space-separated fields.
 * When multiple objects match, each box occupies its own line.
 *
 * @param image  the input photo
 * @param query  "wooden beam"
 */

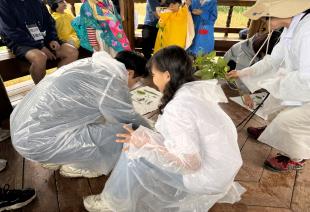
xmin=133 ymin=0 xmax=256 ymax=6
xmin=218 ymin=0 xmax=256 ymax=7
xmin=120 ymin=0 xmax=135 ymax=49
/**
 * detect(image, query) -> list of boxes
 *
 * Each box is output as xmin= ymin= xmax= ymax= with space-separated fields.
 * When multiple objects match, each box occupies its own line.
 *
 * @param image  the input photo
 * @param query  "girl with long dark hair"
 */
xmin=83 ymin=46 xmax=245 ymax=212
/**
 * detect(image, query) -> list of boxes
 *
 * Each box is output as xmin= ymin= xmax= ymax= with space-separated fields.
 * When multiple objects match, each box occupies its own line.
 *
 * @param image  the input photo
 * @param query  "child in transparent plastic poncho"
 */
xmin=84 ymin=46 xmax=245 ymax=212
xmin=10 ymin=51 xmax=150 ymax=178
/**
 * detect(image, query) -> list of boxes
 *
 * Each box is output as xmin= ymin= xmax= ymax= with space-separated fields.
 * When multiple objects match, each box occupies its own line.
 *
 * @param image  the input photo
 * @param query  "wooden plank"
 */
xmin=215 ymin=27 xmax=244 ymax=34
xmin=291 ymin=162 xmax=310 ymax=211
xmin=210 ymin=203 xmax=248 ymax=211
xmin=55 ymin=172 xmax=92 ymax=212
xmin=240 ymin=149 xmax=296 ymax=208
xmin=246 ymin=206 xmax=292 ymax=212
xmin=220 ymin=100 xmax=251 ymax=125
xmin=218 ymin=0 xmax=256 ymax=7
xmin=88 ymin=176 xmax=109 ymax=195
xmin=211 ymin=203 xmax=292 ymax=212
xmin=137 ymin=24 xmax=244 ymax=34
xmin=0 ymin=139 xmax=23 ymax=188
xmin=22 ymin=161 xmax=59 ymax=212
xmin=134 ymin=0 xmax=256 ymax=6
xmin=235 ymin=136 xmax=271 ymax=182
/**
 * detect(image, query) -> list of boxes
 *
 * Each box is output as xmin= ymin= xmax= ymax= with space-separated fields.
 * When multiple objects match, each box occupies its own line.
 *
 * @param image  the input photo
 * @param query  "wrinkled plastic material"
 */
xmin=10 ymin=51 xmax=149 ymax=174
xmin=99 ymin=80 xmax=245 ymax=211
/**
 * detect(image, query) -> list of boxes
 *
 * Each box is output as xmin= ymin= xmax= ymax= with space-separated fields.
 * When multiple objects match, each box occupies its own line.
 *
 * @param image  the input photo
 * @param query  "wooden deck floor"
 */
xmin=0 ymin=84 xmax=309 ymax=212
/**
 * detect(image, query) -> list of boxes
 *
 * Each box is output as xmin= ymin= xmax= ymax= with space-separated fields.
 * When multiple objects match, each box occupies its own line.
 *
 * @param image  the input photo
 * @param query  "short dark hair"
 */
xmin=115 ymin=51 xmax=149 ymax=78
xmin=50 ymin=3 xmax=58 ymax=12
xmin=165 ymin=0 xmax=182 ymax=6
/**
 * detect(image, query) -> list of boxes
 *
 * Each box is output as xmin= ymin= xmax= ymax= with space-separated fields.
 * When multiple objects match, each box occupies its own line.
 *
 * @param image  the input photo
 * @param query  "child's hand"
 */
xmin=41 ymin=46 xmax=56 ymax=60
xmin=116 ymin=125 xmax=148 ymax=151
xmin=185 ymin=0 xmax=192 ymax=6
xmin=49 ymin=41 xmax=60 ymax=50
xmin=93 ymin=45 xmax=100 ymax=52
xmin=192 ymin=9 xmax=202 ymax=15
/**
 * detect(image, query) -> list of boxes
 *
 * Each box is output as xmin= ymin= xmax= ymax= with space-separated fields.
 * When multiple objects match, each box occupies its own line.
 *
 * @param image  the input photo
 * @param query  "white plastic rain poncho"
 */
xmin=99 ymin=80 xmax=245 ymax=211
xmin=10 ymin=51 xmax=150 ymax=173
xmin=238 ymin=13 xmax=310 ymax=159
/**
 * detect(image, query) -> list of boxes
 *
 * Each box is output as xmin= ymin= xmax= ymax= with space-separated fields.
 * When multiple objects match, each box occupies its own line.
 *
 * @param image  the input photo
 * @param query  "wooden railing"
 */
xmin=125 ymin=0 xmax=256 ymax=54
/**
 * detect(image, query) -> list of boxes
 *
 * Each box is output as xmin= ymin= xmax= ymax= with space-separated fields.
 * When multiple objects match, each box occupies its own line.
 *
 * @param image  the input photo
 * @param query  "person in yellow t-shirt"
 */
xmin=48 ymin=0 xmax=80 ymax=48
xmin=153 ymin=0 xmax=193 ymax=53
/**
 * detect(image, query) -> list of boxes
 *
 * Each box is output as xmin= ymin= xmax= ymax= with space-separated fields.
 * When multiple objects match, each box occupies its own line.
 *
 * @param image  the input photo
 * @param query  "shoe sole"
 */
xmin=264 ymin=162 xmax=304 ymax=172
xmin=0 ymin=166 xmax=6 ymax=173
xmin=0 ymin=135 xmax=10 ymax=142
xmin=59 ymin=170 xmax=102 ymax=178
xmin=0 ymin=160 xmax=7 ymax=173
xmin=40 ymin=164 xmax=61 ymax=170
xmin=0 ymin=193 xmax=36 ymax=212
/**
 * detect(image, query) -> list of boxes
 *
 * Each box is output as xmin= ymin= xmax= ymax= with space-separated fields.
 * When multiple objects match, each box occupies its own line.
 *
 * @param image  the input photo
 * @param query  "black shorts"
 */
xmin=11 ymin=45 xmax=37 ymax=58
xmin=11 ymin=41 xmax=63 ymax=58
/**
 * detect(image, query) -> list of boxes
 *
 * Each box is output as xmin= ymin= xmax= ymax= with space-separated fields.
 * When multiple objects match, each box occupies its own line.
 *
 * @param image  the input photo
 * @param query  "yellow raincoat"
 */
xmin=51 ymin=12 xmax=80 ymax=48
xmin=154 ymin=5 xmax=194 ymax=53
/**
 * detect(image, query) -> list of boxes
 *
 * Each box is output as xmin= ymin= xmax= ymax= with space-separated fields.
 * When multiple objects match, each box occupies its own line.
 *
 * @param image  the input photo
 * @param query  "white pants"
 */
xmin=259 ymin=103 xmax=310 ymax=160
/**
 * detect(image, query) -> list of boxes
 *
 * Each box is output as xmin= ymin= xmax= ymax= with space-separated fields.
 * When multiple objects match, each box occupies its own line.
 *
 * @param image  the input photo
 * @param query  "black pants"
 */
xmin=142 ymin=25 xmax=158 ymax=60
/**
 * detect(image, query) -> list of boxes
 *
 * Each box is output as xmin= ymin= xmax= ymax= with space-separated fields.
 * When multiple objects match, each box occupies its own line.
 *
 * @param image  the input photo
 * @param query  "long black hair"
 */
xmin=148 ymin=46 xmax=195 ymax=113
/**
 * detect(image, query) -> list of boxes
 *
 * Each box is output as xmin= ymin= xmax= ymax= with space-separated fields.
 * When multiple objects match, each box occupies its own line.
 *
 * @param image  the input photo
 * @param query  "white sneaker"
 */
xmin=83 ymin=195 xmax=112 ymax=212
xmin=0 ymin=128 xmax=10 ymax=142
xmin=40 ymin=163 xmax=61 ymax=170
xmin=0 ymin=159 xmax=7 ymax=172
xmin=59 ymin=165 xmax=103 ymax=178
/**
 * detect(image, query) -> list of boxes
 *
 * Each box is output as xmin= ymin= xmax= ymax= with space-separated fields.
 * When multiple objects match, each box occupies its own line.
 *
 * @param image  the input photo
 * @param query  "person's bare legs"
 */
xmin=56 ymin=43 xmax=79 ymax=68
xmin=25 ymin=49 xmax=47 ymax=84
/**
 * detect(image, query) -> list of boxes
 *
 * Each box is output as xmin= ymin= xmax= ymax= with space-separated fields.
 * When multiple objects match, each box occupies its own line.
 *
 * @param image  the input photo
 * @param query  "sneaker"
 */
xmin=60 ymin=165 xmax=103 ymax=178
xmin=40 ymin=163 xmax=61 ymax=170
xmin=0 ymin=159 xmax=7 ymax=172
xmin=247 ymin=126 xmax=267 ymax=140
xmin=83 ymin=195 xmax=112 ymax=212
xmin=0 ymin=129 xmax=10 ymax=142
xmin=264 ymin=154 xmax=305 ymax=172
xmin=0 ymin=185 xmax=36 ymax=211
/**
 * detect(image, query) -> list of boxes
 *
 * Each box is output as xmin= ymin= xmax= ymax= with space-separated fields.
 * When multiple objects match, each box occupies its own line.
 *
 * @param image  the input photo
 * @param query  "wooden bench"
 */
xmin=0 ymin=0 xmax=84 ymax=121
xmin=0 ymin=0 xmax=137 ymax=122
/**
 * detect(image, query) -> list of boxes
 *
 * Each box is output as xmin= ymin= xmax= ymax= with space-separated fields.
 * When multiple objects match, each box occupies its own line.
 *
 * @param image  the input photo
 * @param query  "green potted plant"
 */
xmin=193 ymin=51 xmax=230 ymax=80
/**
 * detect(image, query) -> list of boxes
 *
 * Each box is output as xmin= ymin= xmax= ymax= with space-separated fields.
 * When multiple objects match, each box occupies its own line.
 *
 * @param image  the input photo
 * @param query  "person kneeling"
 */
xmin=10 ymin=51 xmax=150 ymax=178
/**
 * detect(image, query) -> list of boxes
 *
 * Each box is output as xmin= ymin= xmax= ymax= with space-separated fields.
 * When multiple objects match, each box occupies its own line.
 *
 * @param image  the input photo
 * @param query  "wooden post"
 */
xmin=120 ymin=0 xmax=135 ymax=49
xmin=225 ymin=6 xmax=234 ymax=37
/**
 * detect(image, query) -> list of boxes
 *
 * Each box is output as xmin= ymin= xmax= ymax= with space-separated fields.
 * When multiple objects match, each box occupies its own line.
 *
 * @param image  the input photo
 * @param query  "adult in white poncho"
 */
xmin=10 ymin=50 xmax=150 ymax=178
xmin=227 ymin=0 xmax=310 ymax=172
xmin=83 ymin=46 xmax=245 ymax=212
